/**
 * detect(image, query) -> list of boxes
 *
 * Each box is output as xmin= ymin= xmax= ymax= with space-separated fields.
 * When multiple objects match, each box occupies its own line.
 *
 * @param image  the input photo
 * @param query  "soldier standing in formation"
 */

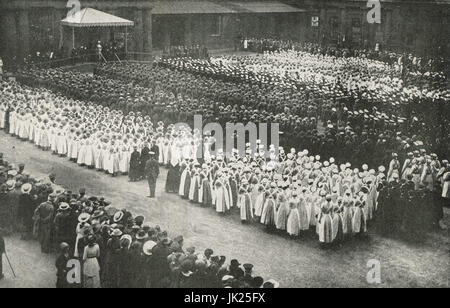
xmin=145 ymin=151 xmax=160 ymax=198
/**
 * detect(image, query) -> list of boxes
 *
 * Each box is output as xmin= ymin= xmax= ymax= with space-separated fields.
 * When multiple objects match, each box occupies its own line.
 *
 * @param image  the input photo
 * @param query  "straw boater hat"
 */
xmin=59 ymin=203 xmax=70 ymax=211
xmin=113 ymin=211 xmax=124 ymax=223
xmin=120 ymin=234 xmax=133 ymax=249
xmin=6 ymin=180 xmax=15 ymax=191
xmin=142 ymin=240 xmax=157 ymax=256
xmin=78 ymin=213 xmax=91 ymax=223
xmin=136 ymin=229 xmax=149 ymax=240
xmin=265 ymin=279 xmax=280 ymax=288
xmin=21 ymin=183 xmax=32 ymax=194
xmin=111 ymin=228 xmax=123 ymax=237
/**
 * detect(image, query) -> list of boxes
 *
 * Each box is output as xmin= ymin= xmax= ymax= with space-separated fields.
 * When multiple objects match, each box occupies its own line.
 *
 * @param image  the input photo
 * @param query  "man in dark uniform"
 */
xmin=0 ymin=228 xmax=5 ymax=279
xmin=145 ymin=152 xmax=160 ymax=198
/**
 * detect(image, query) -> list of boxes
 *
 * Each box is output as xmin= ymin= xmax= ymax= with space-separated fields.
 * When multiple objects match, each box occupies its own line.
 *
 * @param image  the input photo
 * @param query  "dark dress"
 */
xmin=129 ymin=150 xmax=141 ymax=181
xmin=166 ymin=164 xmax=180 ymax=193
xmin=139 ymin=147 xmax=150 ymax=179
xmin=55 ymin=254 xmax=71 ymax=288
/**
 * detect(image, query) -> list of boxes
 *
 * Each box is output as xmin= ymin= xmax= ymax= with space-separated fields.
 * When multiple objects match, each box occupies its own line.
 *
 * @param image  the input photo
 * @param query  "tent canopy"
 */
xmin=61 ymin=8 xmax=134 ymax=28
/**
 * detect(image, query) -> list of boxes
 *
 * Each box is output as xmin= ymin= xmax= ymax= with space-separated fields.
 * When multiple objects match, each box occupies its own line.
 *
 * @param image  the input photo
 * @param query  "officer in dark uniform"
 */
xmin=0 ymin=228 xmax=5 ymax=279
xmin=145 ymin=151 xmax=160 ymax=198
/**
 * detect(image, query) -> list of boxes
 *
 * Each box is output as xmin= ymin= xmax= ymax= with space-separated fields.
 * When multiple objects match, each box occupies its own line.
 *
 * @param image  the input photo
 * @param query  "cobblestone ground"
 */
xmin=0 ymin=131 xmax=449 ymax=288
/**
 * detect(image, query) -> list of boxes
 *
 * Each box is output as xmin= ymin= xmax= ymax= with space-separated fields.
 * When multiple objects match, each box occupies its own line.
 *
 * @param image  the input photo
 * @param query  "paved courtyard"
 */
xmin=0 ymin=131 xmax=449 ymax=288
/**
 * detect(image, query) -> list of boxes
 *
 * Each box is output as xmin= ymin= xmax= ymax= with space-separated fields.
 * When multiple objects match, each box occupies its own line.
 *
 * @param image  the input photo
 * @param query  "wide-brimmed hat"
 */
xmin=143 ymin=240 xmax=157 ymax=256
xmin=136 ymin=229 xmax=149 ymax=240
xmin=113 ymin=211 xmax=124 ymax=222
xmin=221 ymin=275 xmax=234 ymax=283
xmin=265 ymin=279 xmax=280 ymax=288
xmin=230 ymin=259 xmax=241 ymax=267
xmin=21 ymin=183 xmax=32 ymax=194
xmin=120 ymin=234 xmax=133 ymax=249
xmin=59 ymin=203 xmax=70 ymax=211
xmin=91 ymin=210 xmax=104 ymax=219
xmin=78 ymin=213 xmax=91 ymax=223
xmin=6 ymin=180 xmax=15 ymax=190
xmin=7 ymin=170 xmax=18 ymax=177
xmin=111 ymin=228 xmax=123 ymax=237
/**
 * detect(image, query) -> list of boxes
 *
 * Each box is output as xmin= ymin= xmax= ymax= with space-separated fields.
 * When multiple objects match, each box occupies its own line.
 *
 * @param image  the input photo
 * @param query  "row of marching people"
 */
xmin=0 ymin=81 xmax=168 ymax=178
xmin=167 ymin=126 xmax=382 ymax=247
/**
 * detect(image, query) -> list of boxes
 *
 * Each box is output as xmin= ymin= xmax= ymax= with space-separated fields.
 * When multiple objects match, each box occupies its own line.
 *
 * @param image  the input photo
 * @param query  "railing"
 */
xmin=16 ymin=52 xmax=154 ymax=70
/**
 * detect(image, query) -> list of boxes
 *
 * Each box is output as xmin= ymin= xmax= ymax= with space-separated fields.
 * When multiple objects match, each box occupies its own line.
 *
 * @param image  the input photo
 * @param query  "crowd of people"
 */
xmin=243 ymin=38 xmax=449 ymax=74
xmin=0 ymin=38 xmax=449 ymax=286
xmin=84 ymin=55 xmax=449 ymax=166
xmin=1 ymin=75 xmax=448 ymax=248
xmin=0 ymin=153 xmax=278 ymax=288
xmin=161 ymin=45 xmax=210 ymax=60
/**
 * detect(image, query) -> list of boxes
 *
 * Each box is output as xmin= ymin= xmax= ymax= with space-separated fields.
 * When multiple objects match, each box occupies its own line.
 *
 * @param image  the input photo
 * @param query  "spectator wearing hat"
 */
xmin=0 ymin=228 xmax=5 ymax=280
xmin=0 ymin=183 xmax=13 ymax=234
xmin=18 ymin=183 xmax=36 ymax=240
xmin=133 ymin=229 xmax=149 ymax=251
xmin=55 ymin=242 xmax=71 ymax=288
xmin=34 ymin=195 xmax=55 ymax=253
xmin=54 ymin=203 xmax=74 ymax=249
xmin=151 ymin=237 xmax=172 ymax=287
xmin=74 ymin=213 xmax=91 ymax=258
xmin=141 ymin=240 xmax=157 ymax=287
xmin=227 ymin=259 xmax=242 ymax=278
xmin=83 ymin=235 xmax=101 ymax=288
xmin=103 ymin=229 xmax=122 ymax=288
xmin=178 ymin=259 xmax=195 ymax=288
xmin=9 ymin=179 xmax=22 ymax=233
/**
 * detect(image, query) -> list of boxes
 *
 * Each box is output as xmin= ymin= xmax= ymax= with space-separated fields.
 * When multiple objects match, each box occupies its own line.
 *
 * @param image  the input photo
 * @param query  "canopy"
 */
xmin=61 ymin=8 xmax=134 ymax=28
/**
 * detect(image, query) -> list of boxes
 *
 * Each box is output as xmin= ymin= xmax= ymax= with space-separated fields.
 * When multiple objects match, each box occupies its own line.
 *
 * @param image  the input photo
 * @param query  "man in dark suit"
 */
xmin=145 ymin=152 xmax=160 ymax=198
xmin=150 ymin=140 xmax=160 ymax=164
xmin=0 ymin=228 xmax=5 ymax=279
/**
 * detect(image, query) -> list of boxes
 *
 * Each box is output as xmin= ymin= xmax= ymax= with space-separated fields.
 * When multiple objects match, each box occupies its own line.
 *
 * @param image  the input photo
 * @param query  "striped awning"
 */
xmin=61 ymin=8 xmax=134 ymax=27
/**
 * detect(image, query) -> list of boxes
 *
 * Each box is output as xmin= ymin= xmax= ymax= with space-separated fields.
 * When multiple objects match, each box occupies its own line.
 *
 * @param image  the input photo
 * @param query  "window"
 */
xmin=311 ymin=16 xmax=319 ymax=27
xmin=210 ymin=16 xmax=222 ymax=36
xmin=351 ymin=18 xmax=362 ymax=44
xmin=329 ymin=16 xmax=339 ymax=42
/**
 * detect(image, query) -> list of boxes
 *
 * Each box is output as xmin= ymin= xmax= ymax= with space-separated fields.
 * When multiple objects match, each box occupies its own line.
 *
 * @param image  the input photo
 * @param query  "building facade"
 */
xmin=0 ymin=0 xmax=449 ymax=63
xmin=289 ymin=0 xmax=450 ymax=56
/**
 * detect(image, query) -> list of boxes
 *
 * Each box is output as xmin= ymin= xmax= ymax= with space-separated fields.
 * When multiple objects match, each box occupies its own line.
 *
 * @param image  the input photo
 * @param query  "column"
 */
xmin=3 ymin=11 xmax=18 ymax=62
xmin=18 ymin=9 xmax=30 ymax=61
xmin=340 ymin=7 xmax=346 ymax=44
xmin=319 ymin=8 xmax=326 ymax=44
xmin=134 ymin=9 xmax=144 ymax=59
xmin=200 ymin=17 xmax=207 ymax=45
xmin=143 ymin=9 xmax=153 ymax=61
xmin=162 ymin=18 xmax=171 ymax=47
xmin=184 ymin=15 xmax=192 ymax=46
